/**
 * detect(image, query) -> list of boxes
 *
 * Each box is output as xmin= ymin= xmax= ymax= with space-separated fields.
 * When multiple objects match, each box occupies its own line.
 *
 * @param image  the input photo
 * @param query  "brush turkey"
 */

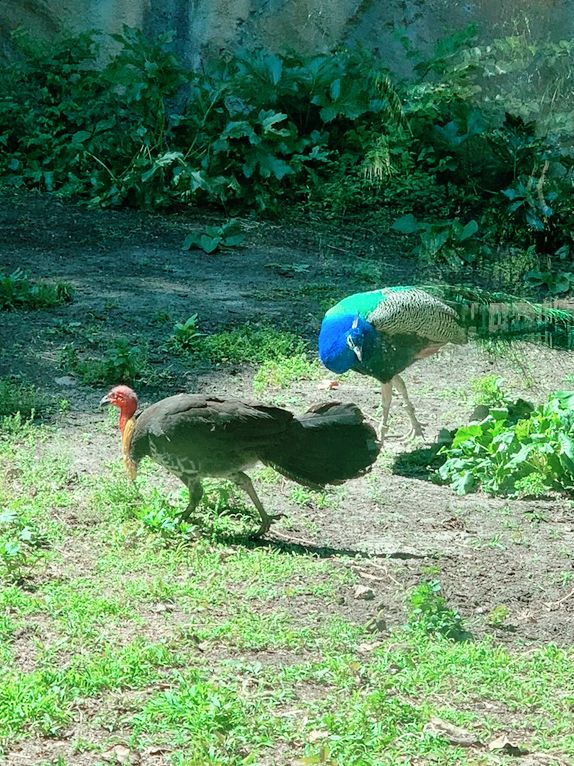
xmin=100 ymin=385 xmax=379 ymax=536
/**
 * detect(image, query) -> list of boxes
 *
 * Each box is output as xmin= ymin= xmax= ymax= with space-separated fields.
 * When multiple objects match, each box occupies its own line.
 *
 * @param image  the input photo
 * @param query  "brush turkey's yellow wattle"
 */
xmin=121 ymin=416 xmax=137 ymax=480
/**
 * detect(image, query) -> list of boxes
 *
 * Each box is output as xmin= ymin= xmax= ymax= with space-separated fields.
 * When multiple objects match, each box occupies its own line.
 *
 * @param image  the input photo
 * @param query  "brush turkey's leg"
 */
xmin=231 ymin=471 xmax=285 ymax=537
xmin=178 ymin=478 xmax=204 ymax=524
xmin=393 ymin=374 xmax=425 ymax=440
xmin=378 ymin=382 xmax=393 ymax=442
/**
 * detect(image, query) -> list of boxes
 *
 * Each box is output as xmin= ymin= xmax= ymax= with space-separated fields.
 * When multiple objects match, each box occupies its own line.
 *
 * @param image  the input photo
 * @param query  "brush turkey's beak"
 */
xmin=99 ymin=394 xmax=111 ymax=408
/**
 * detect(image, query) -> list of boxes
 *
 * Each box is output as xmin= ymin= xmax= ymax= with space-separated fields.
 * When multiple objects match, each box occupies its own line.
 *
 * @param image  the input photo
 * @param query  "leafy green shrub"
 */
xmin=438 ymin=391 xmax=574 ymax=497
xmin=0 ymin=30 xmax=398 ymax=213
xmin=182 ymin=220 xmax=245 ymax=254
xmin=167 ymin=314 xmax=201 ymax=352
xmin=392 ymin=214 xmax=479 ymax=266
xmin=525 ymin=265 xmax=574 ymax=296
xmin=0 ymin=509 xmax=50 ymax=583
xmin=62 ymin=338 xmax=145 ymax=385
xmin=470 ymin=375 xmax=511 ymax=407
xmin=2 ymin=25 xmax=574 ymax=274
xmin=0 ymin=270 xmax=73 ymax=310
xmin=406 ymin=580 xmax=469 ymax=641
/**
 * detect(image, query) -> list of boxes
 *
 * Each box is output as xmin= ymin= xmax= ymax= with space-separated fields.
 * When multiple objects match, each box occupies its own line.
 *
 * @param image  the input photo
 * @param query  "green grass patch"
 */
xmin=190 ymin=324 xmax=307 ymax=366
xmin=0 ymin=378 xmax=48 ymax=419
xmin=60 ymin=337 xmax=149 ymax=386
xmin=2 ymin=416 xmax=574 ymax=763
xmin=0 ymin=270 xmax=73 ymax=311
xmin=253 ymin=352 xmax=322 ymax=392
xmin=0 ymin=639 xmax=179 ymax=740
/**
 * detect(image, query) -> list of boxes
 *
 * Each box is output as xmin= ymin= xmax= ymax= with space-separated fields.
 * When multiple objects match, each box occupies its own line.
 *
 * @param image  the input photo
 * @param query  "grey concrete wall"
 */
xmin=1 ymin=0 xmax=573 ymax=72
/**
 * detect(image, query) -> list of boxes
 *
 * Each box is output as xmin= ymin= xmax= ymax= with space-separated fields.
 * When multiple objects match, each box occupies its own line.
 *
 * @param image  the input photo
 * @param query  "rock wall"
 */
xmin=1 ymin=0 xmax=573 ymax=72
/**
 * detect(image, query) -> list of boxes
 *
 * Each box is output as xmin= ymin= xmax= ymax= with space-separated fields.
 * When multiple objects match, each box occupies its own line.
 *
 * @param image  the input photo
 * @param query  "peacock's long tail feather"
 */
xmin=422 ymin=283 xmax=574 ymax=350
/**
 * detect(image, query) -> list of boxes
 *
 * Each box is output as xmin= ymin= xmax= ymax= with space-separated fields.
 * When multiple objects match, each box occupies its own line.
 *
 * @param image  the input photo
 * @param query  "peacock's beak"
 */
xmin=99 ymin=394 xmax=111 ymax=408
xmin=347 ymin=334 xmax=363 ymax=362
xmin=351 ymin=344 xmax=363 ymax=362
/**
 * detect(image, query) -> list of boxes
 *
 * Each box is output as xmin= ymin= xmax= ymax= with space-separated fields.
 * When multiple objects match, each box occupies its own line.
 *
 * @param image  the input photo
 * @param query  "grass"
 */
xmin=0 ymin=378 xmax=48 ymax=419
xmin=190 ymin=323 xmax=307 ymax=365
xmin=1 ymin=412 xmax=574 ymax=764
xmin=0 ymin=269 xmax=73 ymax=311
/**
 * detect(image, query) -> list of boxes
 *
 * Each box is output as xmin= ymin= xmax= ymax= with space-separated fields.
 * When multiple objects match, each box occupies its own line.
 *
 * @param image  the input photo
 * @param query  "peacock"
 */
xmin=318 ymin=285 xmax=574 ymax=440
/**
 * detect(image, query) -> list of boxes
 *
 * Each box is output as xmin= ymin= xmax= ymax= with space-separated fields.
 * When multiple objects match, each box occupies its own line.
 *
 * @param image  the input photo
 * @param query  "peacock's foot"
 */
xmin=398 ymin=421 xmax=427 ymax=443
xmin=254 ymin=510 xmax=286 ymax=538
xmin=376 ymin=425 xmax=387 ymax=443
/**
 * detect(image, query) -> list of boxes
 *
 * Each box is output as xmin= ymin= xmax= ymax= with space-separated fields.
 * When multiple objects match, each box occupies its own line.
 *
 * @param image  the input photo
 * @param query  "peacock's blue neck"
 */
xmin=318 ymin=314 xmax=378 ymax=374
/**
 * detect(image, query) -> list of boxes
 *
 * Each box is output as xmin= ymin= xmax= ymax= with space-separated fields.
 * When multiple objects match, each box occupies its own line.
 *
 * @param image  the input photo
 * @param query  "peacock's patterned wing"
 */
xmin=367 ymin=287 xmax=467 ymax=345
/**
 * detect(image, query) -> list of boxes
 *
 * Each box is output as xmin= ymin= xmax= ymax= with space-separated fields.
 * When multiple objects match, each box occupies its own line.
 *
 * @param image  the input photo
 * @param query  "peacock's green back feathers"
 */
xmin=335 ymin=284 xmax=574 ymax=350
xmin=422 ymin=283 xmax=574 ymax=349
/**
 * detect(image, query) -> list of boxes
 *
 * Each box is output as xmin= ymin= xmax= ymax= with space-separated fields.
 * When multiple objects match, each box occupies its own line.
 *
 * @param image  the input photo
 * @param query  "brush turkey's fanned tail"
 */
xmin=424 ymin=284 xmax=574 ymax=350
xmin=258 ymin=402 xmax=380 ymax=488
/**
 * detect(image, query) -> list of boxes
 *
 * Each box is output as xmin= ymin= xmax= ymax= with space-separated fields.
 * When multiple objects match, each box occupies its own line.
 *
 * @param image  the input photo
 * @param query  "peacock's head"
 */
xmin=319 ymin=314 xmax=376 ymax=374
xmin=100 ymin=385 xmax=138 ymax=432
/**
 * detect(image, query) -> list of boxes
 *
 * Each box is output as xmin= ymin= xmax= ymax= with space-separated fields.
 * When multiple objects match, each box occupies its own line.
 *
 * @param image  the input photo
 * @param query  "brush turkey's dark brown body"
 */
xmin=129 ymin=393 xmax=379 ymax=535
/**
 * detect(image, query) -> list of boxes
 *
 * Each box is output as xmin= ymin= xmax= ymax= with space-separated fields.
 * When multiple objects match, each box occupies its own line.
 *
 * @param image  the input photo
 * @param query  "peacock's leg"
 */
xmin=378 ymin=382 xmax=393 ymax=442
xmin=393 ymin=374 xmax=425 ymax=440
xmin=232 ymin=471 xmax=285 ymax=537
xmin=178 ymin=478 xmax=204 ymax=524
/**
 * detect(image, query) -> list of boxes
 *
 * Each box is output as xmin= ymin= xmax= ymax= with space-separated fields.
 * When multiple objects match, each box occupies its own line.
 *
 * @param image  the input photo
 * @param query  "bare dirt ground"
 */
xmin=2 ymin=189 xmax=574 ymax=652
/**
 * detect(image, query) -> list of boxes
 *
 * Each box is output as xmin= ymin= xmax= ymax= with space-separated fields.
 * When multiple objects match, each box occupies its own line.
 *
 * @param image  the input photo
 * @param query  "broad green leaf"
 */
xmin=330 ymin=79 xmax=342 ymax=101
xmin=259 ymin=111 xmax=288 ymax=133
xmin=451 ymin=470 xmax=475 ymax=495
xmin=267 ymin=53 xmax=283 ymax=84
xmin=182 ymin=233 xmax=200 ymax=251
xmin=199 ymin=234 xmax=221 ymax=254
xmin=71 ymin=130 xmax=91 ymax=145
xmin=391 ymin=214 xmax=419 ymax=235
xmin=459 ymin=219 xmax=479 ymax=241
xmin=257 ymin=154 xmax=293 ymax=180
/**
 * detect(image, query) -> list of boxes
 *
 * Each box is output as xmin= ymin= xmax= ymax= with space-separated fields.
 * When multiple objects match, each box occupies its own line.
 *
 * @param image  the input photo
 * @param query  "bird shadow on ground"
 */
xmin=211 ymin=529 xmax=431 ymax=560
xmin=391 ymin=440 xmax=449 ymax=482
xmin=393 ymin=398 xmax=536 ymax=483
xmin=215 ymin=529 xmax=364 ymax=559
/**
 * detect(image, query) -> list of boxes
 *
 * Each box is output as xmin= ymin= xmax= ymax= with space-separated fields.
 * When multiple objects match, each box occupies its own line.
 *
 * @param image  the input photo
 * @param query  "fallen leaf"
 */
xmin=365 ymin=609 xmax=387 ymax=634
xmin=152 ymin=602 xmax=174 ymax=613
xmin=317 ymin=378 xmax=339 ymax=390
xmin=488 ymin=734 xmax=529 ymax=756
xmin=423 ymin=716 xmax=480 ymax=747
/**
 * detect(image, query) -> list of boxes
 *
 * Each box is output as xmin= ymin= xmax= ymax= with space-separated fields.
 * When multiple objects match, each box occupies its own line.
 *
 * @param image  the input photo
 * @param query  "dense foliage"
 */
xmin=437 ymin=390 xmax=574 ymax=497
xmin=1 ymin=25 xmax=574 ymax=285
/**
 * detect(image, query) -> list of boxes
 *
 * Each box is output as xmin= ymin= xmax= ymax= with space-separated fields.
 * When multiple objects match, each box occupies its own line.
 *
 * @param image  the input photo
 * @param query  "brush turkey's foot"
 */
xmin=231 ymin=471 xmax=286 ymax=538
xmin=255 ymin=509 xmax=287 ymax=538
xmin=177 ymin=479 xmax=204 ymax=526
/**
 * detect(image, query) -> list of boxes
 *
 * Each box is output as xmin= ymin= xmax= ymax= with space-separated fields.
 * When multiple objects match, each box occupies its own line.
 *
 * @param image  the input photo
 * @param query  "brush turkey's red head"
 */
xmin=100 ymin=385 xmax=138 ymax=432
